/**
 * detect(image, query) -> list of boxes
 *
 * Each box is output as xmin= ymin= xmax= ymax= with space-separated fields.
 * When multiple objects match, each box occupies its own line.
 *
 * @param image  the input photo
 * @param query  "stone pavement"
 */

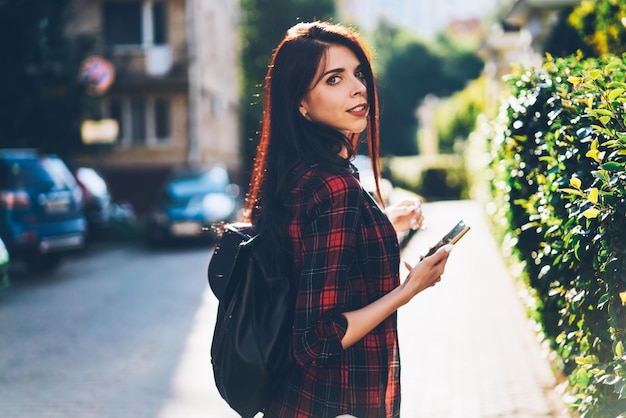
xmin=158 ymin=199 xmax=572 ymax=418
xmin=396 ymin=200 xmax=570 ymax=418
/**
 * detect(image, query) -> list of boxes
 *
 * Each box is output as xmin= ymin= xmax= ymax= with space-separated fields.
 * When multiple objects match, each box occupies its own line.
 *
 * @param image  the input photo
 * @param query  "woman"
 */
xmin=243 ymin=21 xmax=453 ymax=417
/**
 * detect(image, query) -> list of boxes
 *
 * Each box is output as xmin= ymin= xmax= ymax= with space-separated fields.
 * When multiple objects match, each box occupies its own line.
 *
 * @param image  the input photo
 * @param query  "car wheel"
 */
xmin=26 ymin=254 xmax=63 ymax=273
xmin=146 ymin=227 xmax=167 ymax=247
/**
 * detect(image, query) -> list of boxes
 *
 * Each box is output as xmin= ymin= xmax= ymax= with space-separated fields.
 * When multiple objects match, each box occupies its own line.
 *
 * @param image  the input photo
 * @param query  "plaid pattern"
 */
xmin=265 ymin=165 xmax=401 ymax=418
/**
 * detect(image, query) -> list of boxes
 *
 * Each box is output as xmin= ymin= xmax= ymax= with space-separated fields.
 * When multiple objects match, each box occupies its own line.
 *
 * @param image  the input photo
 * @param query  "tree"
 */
xmin=239 ymin=0 xmax=336 ymax=167
xmin=544 ymin=7 xmax=592 ymax=58
xmin=568 ymin=0 xmax=626 ymax=56
xmin=0 ymin=0 xmax=85 ymax=159
xmin=371 ymin=20 xmax=484 ymax=156
xmin=378 ymin=41 xmax=443 ymax=156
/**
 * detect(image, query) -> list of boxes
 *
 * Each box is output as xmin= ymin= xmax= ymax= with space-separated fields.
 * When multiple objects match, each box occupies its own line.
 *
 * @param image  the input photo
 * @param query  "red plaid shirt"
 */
xmin=265 ymin=164 xmax=401 ymax=418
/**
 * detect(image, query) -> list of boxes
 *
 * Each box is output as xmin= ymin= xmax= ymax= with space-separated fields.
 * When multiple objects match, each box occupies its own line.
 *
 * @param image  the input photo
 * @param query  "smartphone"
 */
xmin=424 ymin=220 xmax=470 ymax=257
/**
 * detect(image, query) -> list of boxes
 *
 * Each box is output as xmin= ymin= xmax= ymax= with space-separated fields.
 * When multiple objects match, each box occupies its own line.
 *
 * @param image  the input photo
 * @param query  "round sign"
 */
xmin=79 ymin=56 xmax=116 ymax=96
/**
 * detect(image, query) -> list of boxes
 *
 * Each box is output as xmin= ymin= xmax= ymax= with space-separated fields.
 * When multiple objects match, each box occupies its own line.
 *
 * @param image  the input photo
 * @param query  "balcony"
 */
xmin=109 ymin=45 xmax=175 ymax=76
xmin=105 ymin=45 xmax=188 ymax=92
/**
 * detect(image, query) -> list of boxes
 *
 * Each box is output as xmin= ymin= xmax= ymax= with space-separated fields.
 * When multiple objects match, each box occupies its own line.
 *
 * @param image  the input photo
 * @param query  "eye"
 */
xmin=355 ymin=69 xmax=365 ymax=80
xmin=326 ymin=75 xmax=341 ymax=85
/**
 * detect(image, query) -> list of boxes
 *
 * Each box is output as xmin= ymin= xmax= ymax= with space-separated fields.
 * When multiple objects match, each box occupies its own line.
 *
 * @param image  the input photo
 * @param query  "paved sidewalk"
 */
xmin=397 ymin=200 xmax=570 ymax=418
xmin=159 ymin=200 xmax=571 ymax=418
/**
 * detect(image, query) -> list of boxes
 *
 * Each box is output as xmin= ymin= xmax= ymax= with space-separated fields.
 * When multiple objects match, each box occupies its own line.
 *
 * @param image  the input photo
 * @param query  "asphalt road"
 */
xmin=0 ymin=241 xmax=236 ymax=418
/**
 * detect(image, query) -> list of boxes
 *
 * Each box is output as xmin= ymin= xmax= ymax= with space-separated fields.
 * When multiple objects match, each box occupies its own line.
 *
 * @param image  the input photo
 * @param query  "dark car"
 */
xmin=146 ymin=165 xmax=240 ymax=245
xmin=0 ymin=149 xmax=87 ymax=272
xmin=0 ymin=236 xmax=9 ymax=288
xmin=72 ymin=166 xmax=113 ymax=235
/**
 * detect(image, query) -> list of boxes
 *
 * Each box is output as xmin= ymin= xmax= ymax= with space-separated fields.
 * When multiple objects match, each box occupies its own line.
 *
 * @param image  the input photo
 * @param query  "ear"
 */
xmin=299 ymin=103 xmax=311 ymax=121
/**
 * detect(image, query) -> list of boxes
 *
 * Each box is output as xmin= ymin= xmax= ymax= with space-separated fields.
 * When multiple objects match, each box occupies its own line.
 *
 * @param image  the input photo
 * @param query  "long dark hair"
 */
xmin=244 ymin=21 xmax=382 ymax=242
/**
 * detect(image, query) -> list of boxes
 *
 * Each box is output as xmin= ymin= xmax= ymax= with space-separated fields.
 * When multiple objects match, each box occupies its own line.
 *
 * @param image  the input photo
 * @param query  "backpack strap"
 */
xmin=287 ymin=164 xmax=311 ymax=191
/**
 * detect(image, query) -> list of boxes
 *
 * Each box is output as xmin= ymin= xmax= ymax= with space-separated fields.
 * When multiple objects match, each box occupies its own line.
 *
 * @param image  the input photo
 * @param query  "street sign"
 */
xmin=79 ymin=56 xmax=115 ymax=96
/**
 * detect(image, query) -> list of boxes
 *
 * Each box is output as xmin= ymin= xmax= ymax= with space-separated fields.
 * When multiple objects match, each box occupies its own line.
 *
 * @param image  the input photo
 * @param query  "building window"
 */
xmin=103 ymin=1 xmax=167 ymax=47
xmin=109 ymin=99 xmax=124 ymax=140
xmin=153 ymin=2 xmax=167 ymax=45
xmin=154 ymin=99 xmax=170 ymax=140
xmin=130 ymin=99 xmax=147 ymax=145
xmin=103 ymin=3 xmax=142 ymax=46
xmin=107 ymin=96 xmax=171 ymax=147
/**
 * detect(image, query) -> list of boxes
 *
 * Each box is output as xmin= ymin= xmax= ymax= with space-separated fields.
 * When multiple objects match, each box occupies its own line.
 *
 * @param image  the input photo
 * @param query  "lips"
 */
xmin=347 ymin=103 xmax=369 ymax=116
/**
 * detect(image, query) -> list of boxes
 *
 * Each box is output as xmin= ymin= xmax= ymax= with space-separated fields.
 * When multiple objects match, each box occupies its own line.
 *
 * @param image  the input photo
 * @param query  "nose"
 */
xmin=352 ymin=76 xmax=366 ymax=96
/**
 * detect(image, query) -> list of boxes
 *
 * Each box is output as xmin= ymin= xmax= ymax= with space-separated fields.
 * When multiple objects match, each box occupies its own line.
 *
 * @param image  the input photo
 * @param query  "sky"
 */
xmin=338 ymin=0 xmax=503 ymax=39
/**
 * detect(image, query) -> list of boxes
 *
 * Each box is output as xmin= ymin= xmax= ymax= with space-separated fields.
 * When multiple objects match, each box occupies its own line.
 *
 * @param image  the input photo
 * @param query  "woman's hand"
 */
xmin=340 ymin=244 xmax=452 ymax=348
xmin=385 ymin=198 xmax=424 ymax=233
xmin=400 ymin=244 xmax=452 ymax=301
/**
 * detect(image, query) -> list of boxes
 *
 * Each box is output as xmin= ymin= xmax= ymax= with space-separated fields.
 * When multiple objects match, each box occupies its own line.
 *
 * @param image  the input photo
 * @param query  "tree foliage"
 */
xmin=0 ymin=0 xmax=85 ymax=159
xmin=568 ymin=0 xmax=626 ymax=56
xmin=435 ymin=76 xmax=487 ymax=153
xmin=239 ymin=0 xmax=336 ymax=166
xmin=370 ymin=20 xmax=484 ymax=156
xmin=544 ymin=7 xmax=592 ymax=58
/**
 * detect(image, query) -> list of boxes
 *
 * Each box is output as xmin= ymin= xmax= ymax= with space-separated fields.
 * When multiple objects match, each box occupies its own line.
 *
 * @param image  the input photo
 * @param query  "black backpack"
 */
xmin=207 ymin=168 xmax=307 ymax=417
xmin=208 ymin=223 xmax=295 ymax=417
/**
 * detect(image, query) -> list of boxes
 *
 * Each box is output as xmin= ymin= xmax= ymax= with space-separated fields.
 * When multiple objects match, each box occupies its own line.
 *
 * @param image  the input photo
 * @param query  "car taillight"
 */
xmin=0 ymin=191 xmax=31 ymax=209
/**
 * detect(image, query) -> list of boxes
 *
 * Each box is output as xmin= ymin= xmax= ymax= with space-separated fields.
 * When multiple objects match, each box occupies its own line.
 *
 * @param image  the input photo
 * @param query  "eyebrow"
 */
xmin=321 ymin=67 xmax=345 ymax=78
xmin=321 ymin=63 xmax=362 ymax=77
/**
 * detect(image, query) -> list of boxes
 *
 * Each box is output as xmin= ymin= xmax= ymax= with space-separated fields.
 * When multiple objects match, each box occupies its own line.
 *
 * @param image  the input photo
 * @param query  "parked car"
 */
xmin=145 ymin=165 xmax=241 ymax=245
xmin=0 ymin=236 xmax=9 ymax=288
xmin=0 ymin=149 xmax=87 ymax=272
xmin=72 ymin=166 xmax=113 ymax=235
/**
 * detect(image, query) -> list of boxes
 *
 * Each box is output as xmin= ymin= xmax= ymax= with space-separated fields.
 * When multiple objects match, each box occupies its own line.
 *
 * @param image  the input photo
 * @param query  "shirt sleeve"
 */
xmin=291 ymin=173 xmax=362 ymax=367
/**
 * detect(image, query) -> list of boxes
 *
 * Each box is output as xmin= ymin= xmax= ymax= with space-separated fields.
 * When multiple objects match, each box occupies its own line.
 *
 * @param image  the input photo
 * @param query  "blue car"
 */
xmin=0 ymin=237 xmax=9 ymax=287
xmin=0 ymin=149 xmax=87 ymax=272
xmin=146 ymin=165 xmax=241 ymax=245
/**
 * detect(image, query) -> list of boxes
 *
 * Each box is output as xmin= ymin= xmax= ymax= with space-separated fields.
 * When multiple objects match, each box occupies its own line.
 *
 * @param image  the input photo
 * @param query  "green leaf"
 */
xmin=588 ymin=69 xmax=602 ymax=80
xmin=598 ymin=293 xmax=609 ymax=308
xmin=615 ymin=341 xmax=624 ymax=357
xmin=559 ymin=188 xmax=584 ymax=196
xmin=593 ymin=170 xmax=610 ymax=184
xmin=570 ymin=177 xmax=582 ymax=189
xmin=582 ymin=207 xmax=600 ymax=218
xmin=595 ymin=109 xmax=614 ymax=116
xmin=600 ymin=115 xmax=611 ymax=125
xmin=602 ymin=162 xmax=623 ymax=171
xmin=608 ymin=88 xmax=625 ymax=102
xmin=603 ymin=375 xmax=622 ymax=385
xmin=575 ymin=356 xmax=588 ymax=365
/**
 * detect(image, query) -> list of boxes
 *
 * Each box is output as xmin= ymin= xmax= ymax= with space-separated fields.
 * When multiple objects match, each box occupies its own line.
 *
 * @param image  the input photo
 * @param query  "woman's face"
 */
xmin=299 ymin=45 xmax=369 ymax=137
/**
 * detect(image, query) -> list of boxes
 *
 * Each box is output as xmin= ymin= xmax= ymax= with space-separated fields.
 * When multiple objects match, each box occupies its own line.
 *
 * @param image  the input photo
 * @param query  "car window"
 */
xmin=0 ymin=157 xmax=76 ymax=190
xmin=169 ymin=176 xmax=223 ymax=198
xmin=167 ymin=167 xmax=230 ymax=199
xmin=40 ymin=158 xmax=77 ymax=189
xmin=76 ymin=167 xmax=108 ymax=195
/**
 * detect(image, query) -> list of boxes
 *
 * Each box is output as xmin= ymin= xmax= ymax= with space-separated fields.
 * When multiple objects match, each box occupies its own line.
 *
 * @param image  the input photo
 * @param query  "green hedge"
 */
xmin=482 ymin=53 xmax=626 ymax=416
xmin=385 ymin=154 xmax=468 ymax=201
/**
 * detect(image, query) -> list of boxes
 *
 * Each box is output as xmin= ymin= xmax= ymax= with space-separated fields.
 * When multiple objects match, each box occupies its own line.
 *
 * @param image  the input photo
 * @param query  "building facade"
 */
xmin=65 ymin=0 xmax=240 ymax=213
xmin=480 ymin=0 xmax=580 ymax=112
